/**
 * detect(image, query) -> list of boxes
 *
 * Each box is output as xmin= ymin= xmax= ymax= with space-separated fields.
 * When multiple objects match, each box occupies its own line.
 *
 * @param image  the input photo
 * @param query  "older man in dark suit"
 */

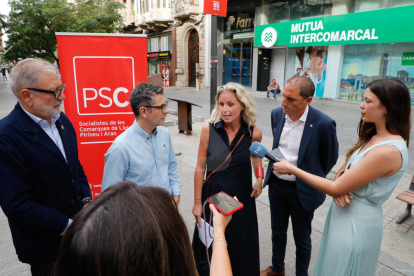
xmin=0 ymin=58 xmax=91 ymax=276
xmin=260 ymin=76 xmax=339 ymax=276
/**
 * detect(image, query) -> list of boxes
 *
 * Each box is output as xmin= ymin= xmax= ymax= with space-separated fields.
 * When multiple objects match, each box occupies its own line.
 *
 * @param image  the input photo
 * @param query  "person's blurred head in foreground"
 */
xmin=55 ymin=181 xmax=198 ymax=276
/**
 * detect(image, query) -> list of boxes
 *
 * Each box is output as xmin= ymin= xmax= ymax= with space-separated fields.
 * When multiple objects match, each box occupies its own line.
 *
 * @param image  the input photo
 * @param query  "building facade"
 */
xmin=119 ymin=0 xmax=208 ymax=89
xmin=218 ymin=0 xmax=414 ymax=106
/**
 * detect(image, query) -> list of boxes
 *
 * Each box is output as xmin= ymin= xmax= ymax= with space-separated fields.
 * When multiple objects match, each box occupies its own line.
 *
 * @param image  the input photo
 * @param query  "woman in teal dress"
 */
xmin=273 ymin=78 xmax=411 ymax=276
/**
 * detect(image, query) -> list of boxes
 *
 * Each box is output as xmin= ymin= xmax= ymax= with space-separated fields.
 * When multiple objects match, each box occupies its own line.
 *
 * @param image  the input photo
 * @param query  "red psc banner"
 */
xmin=56 ymin=33 xmax=147 ymax=198
xmin=204 ymin=0 xmax=227 ymax=17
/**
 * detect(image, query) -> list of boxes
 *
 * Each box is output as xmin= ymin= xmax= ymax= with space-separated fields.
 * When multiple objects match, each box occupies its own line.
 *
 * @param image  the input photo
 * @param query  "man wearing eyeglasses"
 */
xmin=0 ymin=58 xmax=92 ymax=276
xmin=102 ymin=82 xmax=181 ymax=205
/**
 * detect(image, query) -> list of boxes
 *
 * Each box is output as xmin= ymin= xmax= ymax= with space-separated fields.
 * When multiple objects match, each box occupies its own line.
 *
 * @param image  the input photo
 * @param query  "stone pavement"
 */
xmin=0 ymin=76 xmax=414 ymax=275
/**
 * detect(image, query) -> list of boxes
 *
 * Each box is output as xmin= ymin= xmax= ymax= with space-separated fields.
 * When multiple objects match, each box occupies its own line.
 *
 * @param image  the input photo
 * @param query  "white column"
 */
xmin=325 ymin=45 xmax=344 ymax=98
xmin=324 ymin=0 xmax=352 ymax=98
xmin=252 ymin=48 xmax=259 ymax=91
xmin=204 ymin=15 xmax=212 ymax=88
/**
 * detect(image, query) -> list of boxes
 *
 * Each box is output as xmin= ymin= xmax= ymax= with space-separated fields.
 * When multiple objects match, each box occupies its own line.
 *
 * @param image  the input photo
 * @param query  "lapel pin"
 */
xmin=61 ymin=125 xmax=64 ymax=130
xmin=310 ymin=124 xmax=313 ymax=128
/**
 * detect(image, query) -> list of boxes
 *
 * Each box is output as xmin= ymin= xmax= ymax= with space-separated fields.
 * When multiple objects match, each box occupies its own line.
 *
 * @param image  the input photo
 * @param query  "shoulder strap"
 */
xmin=203 ymin=133 xmax=245 ymax=186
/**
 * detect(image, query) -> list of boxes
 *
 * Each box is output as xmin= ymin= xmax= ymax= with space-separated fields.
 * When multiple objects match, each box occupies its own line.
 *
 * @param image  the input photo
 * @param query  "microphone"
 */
xmin=249 ymin=142 xmax=279 ymax=163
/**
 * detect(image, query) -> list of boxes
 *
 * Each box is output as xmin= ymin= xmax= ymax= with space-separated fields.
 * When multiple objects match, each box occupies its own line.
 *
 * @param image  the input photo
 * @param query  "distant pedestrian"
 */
xmin=0 ymin=58 xmax=92 ymax=276
xmin=266 ymin=79 xmax=281 ymax=100
xmin=292 ymin=67 xmax=301 ymax=77
xmin=101 ymin=83 xmax=181 ymax=206
xmin=1 ymin=66 xmax=7 ymax=81
xmin=302 ymin=68 xmax=311 ymax=78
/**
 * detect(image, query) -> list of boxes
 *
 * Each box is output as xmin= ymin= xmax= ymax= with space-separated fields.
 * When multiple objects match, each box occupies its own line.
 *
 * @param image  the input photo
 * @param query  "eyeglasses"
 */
xmin=144 ymin=101 xmax=169 ymax=113
xmin=26 ymin=84 xmax=66 ymax=99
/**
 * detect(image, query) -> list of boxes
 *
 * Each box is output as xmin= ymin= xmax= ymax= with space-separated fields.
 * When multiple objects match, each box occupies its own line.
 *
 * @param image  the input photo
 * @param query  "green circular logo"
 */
xmin=261 ymin=27 xmax=277 ymax=48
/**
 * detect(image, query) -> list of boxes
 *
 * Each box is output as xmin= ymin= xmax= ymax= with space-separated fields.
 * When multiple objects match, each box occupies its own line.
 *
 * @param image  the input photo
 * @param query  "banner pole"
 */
xmin=210 ymin=15 xmax=217 ymax=114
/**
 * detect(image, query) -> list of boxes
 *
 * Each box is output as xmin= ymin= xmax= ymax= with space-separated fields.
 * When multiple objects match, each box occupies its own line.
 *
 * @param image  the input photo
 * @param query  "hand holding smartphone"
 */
xmin=207 ymin=192 xmax=243 ymax=216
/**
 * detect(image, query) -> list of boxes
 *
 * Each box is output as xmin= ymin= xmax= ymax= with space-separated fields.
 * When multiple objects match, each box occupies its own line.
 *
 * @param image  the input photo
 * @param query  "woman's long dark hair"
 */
xmin=346 ymin=78 xmax=411 ymax=161
xmin=55 ymin=181 xmax=198 ymax=276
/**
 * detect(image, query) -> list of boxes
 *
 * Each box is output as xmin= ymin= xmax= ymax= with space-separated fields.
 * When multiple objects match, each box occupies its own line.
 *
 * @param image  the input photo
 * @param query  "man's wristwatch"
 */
xmin=82 ymin=197 xmax=92 ymax=206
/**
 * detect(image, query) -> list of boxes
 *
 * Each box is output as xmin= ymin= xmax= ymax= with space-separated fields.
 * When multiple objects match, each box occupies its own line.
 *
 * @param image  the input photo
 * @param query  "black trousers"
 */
xmin=269 ymin=174 xmax=314 ymax=276
xmin=30 ymin=262 xmax=55 ymax=276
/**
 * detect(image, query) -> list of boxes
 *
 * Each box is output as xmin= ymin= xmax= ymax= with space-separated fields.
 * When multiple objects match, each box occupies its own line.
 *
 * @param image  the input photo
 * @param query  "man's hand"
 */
xmin=333 ymin=193 xmax=353 ymax=207
xmin=173 ymin=195 xmax=180 ymax=206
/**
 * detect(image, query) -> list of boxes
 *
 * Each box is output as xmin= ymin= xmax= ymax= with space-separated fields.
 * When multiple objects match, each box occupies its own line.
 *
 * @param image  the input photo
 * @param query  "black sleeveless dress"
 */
xmin=192 ymin=121 xmax=260 ymax=276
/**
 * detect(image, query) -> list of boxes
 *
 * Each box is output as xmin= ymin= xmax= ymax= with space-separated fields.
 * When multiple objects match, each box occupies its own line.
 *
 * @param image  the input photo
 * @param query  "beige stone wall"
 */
xmin=175 ymin=20 xmax=205 ymax=89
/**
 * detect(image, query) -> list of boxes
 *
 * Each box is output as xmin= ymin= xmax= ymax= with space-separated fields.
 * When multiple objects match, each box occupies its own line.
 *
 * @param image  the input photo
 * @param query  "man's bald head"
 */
xmin=286 ymin=76 xmax=315 ymax=99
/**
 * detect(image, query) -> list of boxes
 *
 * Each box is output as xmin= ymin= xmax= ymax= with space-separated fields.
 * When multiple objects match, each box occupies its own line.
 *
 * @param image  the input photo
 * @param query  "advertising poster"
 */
xmin=340 ymin=42 xmax=414 ymax=106
xmin=56 ymin=33 xmax=147 ymax=198
xmin=295 ymin=46 xmax=329 ymax=97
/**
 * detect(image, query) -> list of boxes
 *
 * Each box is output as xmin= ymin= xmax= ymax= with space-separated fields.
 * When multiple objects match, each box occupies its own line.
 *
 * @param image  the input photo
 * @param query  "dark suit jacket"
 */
xmin=263 ymin=105 xmax=338 ymax=212
xmin=0 ymin=103 xmax=91 ymax=264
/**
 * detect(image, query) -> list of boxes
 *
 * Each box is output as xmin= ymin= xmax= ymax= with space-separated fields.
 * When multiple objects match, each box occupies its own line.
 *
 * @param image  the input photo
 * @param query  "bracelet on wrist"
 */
xmin=212 ymin=237 xmax=227 ymax=247
xmin=194 ymin=199 xmax=202 ymax=202
xmin=255 ymin=167 xmax=264 ymax=178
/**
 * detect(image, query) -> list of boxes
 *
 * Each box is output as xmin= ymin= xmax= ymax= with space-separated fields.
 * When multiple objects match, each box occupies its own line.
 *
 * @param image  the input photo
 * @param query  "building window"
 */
xmin=352 ymin=0 xmax=414 ymax=12
xmin=263 ymin=0 xmax=333 ymax=24
xmin=161 ymin=36 xmax=169 ymax=51
xmin=140 ymin=0 xmax=145 ymax=13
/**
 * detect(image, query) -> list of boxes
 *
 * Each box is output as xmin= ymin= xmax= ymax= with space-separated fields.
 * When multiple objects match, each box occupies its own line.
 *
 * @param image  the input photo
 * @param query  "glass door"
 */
xmin=223 ymin=41 xmax=253 ymax=87
xmin=241 ymin=42 xmax=252 ymax=87
xmin=230 ymin=43 xmax=241 ymax=84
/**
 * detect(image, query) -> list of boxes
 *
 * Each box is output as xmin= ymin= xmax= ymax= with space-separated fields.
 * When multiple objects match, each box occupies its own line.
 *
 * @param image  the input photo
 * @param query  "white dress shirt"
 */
xmin=273 ymin=105 xmax=309 ymax=181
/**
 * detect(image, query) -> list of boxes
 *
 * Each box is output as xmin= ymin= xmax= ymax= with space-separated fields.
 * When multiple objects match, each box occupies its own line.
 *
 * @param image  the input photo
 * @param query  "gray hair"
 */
xmin=130 ymin=83 xmax=164 ymax=118
xmin=10 ymin=58 xmax=59 ymax=100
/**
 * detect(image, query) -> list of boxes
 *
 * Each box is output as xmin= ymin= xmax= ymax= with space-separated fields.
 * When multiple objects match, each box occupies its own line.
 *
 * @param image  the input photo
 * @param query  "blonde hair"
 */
xmin=208 ymin=82 xmax=257 ymax=134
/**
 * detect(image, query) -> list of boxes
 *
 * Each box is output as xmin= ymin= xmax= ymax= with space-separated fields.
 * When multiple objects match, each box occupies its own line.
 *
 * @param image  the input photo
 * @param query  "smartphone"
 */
xmin=207 ymin=192 xmax=244 ymax=216
xmin=267 ymin=148 xmax=286 ymax=162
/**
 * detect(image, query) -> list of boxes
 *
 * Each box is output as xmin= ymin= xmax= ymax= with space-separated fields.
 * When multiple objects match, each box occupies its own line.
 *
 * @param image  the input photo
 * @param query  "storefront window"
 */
xmin=147 ymin=34 xmax=173 ymax=78
xmin=340 ymin=42 xmax=414 ymax=106
xmin=148 ymin=59 xmax=159 ymax=75
xmin=222 ymin=41 xmax=253 ymax=87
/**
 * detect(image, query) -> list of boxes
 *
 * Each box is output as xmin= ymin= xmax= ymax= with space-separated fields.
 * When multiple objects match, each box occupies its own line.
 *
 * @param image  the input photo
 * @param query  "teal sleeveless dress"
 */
xmin=314 ymin=140 xmax=408 ymax=276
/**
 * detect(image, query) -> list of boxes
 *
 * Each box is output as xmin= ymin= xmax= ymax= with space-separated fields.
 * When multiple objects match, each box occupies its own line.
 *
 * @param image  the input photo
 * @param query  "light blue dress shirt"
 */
xmin=20 ymin=103 xmax=67 ymax=161
xmin=101 ymin=120 xmax=181 ymax=195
